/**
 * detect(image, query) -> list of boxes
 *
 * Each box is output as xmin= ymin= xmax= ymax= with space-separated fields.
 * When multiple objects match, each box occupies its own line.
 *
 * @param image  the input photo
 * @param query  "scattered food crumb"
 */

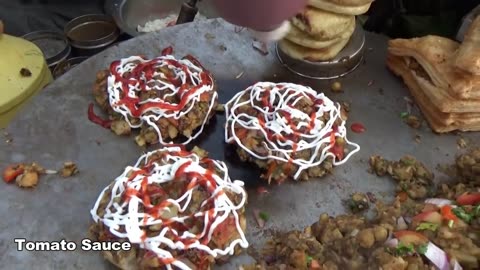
xmin=235 ymin=71 xmax=244 ymax=79
xmin=253 ymin=209 xmax=266 ymax=228
xmin=457 ymin=137 xmax=468 ymax=149
xmin=16 ymin=171 xmax=38 ymax=188
xmin=61 ymin=162 xmax=79 ymax=177
xmin=218 ymin=44 xmax=227 ymax=52
xmin=366 ymin=192 xmax=376 ymax=203
xmin=215 ymin=104 xmax=225 ymax=112
xmin=341 ymin=101 xmax=351 ymax=112
xmin=404 ymin=115 xmax=421 ymax=129
xmin=204 ymin=33 xmax=215 ymax=40
xmin=351 ymin=123 xmax=366 ymax=133
xmin=20 ymin=68 xmax=32 ymax=77
xmin=257 ymin=186 xmax=269 ymax=194
xmin=273 ymin=74 xmax=277 ymax=78
xmin=367 ymin=80 xmax=375 ymax=87
xmin=191 ymin=146 xmax=208 ymax=158
xmin=252 ymin=41 xmax=269 ymax=55
xmin=2 ymin=130 xmax=13 ymax=144
xmin=414 ymin=134 xmax=421 ymax=144
xmin=95 ymin=140 xmax=101 ymax=146
xmin=331 ymin=81 xmax=342 ymax=92
xmin=3 ymin=162 xmax=57 ymax=189
xmin=346 ymin=192 xmax=369 ymax=213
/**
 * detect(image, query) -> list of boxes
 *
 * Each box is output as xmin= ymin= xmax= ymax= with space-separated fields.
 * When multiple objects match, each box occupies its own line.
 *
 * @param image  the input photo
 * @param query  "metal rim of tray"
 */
xmin=276 ymin=23 xmax=366 ymax=80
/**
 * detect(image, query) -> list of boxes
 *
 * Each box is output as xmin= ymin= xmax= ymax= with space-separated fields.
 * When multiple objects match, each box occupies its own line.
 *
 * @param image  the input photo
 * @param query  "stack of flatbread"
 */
xmin=279 ymin=0 xmax=373 ymax=61
xmin=386 ymin=16 xmax=480 ymax=133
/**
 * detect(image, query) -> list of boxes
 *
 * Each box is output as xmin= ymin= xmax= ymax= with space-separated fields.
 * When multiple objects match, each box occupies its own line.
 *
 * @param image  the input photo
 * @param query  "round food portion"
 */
xmin=89 ymin=147 xmax=248 ymax=270
xmin=224 ymin=82 xmax=360 ymax=182
xmin=92 ymin=53 xmax=218 ymax=146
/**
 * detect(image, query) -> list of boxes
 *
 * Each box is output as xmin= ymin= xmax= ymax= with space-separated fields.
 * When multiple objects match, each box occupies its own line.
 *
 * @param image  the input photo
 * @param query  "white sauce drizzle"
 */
xmin=107 ymin=55 xmax=217 ymax=145
xmin=90 ymin=147 xmax=248 ymax=270
xmin=224 ymin=82 xmax=360 ymax=179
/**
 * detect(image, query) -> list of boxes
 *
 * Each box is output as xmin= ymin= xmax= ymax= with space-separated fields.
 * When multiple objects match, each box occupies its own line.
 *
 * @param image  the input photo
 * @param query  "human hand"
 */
xmin=250 ymin=20 xmax=291 ymax=42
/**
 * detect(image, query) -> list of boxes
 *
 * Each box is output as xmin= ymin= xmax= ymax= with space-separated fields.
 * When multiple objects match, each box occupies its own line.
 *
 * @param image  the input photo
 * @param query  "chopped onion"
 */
xmin=424 ymin=198 xmax=453 ymax=207
xmin=452 ymin=259 xmax=463 ymax=270
xmin=350 ymin=228 xmax=359 ymax=237
xmin=424 ymin=242 xmax=450 ymax=270
xmin=384 ymin=238 xmax=399 ymax=248
xmin=397 ymin=216 xmax=408 ymax=230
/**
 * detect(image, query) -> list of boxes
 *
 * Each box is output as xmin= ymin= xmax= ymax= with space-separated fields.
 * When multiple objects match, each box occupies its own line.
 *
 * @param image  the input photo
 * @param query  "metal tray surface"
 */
xmin=1 ymin=19 xmax=479 ymax=269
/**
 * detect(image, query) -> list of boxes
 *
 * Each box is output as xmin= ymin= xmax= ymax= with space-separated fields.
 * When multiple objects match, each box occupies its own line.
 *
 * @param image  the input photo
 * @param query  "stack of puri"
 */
xmin=386 ymin=16 xmax=480 ymax=133
xmin=279 ymin=0 xmax=373 ymax=61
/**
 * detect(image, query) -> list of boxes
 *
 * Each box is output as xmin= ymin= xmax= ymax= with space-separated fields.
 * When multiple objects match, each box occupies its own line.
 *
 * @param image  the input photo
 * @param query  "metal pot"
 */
xmin=104 ymin=0 xmax=218 ymax=37
xmin=64 ymin=14 xmax=120 ymax=57
xmin=22 ymin=30 xmax=71 ymax=69
xmin=52 ymin=57 xmax=89 ymax=79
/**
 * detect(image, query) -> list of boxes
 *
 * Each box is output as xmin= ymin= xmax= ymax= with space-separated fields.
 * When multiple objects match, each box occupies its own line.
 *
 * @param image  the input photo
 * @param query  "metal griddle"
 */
xmin=0 ymin=19 xmax=478 ymax=269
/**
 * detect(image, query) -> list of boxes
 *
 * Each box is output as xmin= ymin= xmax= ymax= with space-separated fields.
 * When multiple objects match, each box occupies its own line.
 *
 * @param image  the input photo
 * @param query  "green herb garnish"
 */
xmin=400 ymin=112 xmax=409 ymax=119
xmin=474 ymin=205 xmax=480 ymax=217
xmin=416 ymin=244 xmax=428 ymax=255
xmin=416 ymin=222 xmax=439 ymax=232
xmin=394 ymin=243 xmax=415 ymax=256
xmin=453 ymin=207 xmax=473 ymax=223
xmin=306 ymin=255 xmax=313 ymax=265
xmin=448 ymin=219 xmax=455 ymax=228
xmin=259 ymin=212 xmax=269 ymax=221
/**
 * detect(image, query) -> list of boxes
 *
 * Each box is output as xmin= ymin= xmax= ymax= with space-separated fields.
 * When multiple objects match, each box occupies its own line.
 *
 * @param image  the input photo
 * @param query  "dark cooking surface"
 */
xmin=1 ymin=19 xmax=478 ymax=269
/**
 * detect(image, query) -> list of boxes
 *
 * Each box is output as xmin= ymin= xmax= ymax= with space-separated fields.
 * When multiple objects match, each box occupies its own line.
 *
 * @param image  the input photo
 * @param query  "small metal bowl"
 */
xmin=105 ymin=0 xmax=218 ymax=37
xmin=52 ymin=56 xmax=89 ymax=79
xmin=64 ymin=14 xmax=120 ymax=56
xmin=276 ymin=23 xmax=366 ymax=80
xmin=22 ymin=30 xmax=71 ymax=69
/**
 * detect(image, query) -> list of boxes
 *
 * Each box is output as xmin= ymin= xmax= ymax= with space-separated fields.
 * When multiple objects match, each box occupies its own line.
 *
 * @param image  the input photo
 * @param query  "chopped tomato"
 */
xmin=310 ymin=259 xmax=321 ymax=269
xmin=161 ymin=46 xmax=173 ymax=56
xmin=257 ymin=186 xmax=269 ymax=194
xmin=266 ymin=163 xmax=277 ymax=179
xmin=350 ymin=123 xmax=366 ymax=133
xmin=3 ymin=164 xmax=24 ymax=183
xmin=412 ymin=210 xmax=442 ymax=224
xmin=330 ymin=144 xmax=344 ymax=161
xmin=456 ymin=192 xmax=480 ymax=206
xmin=394 ymin=230 xmax=429 ymax=245
xmin=212 ymin=217 xmax=236 ymax=246
xmin=441 ymin=205 xmax=458 ymax=222
xmin=397 ymin=192 xmax=408 ymax=202
xmin=199 ymin=92 xmax=210 ymax=102
xmin=235 ymin=128 xmax=248 ymax=140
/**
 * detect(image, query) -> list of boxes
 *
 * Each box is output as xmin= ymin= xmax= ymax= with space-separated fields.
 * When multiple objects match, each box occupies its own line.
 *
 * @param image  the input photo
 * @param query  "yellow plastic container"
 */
xmin=0 ymin=34 xmax=53 ymax=128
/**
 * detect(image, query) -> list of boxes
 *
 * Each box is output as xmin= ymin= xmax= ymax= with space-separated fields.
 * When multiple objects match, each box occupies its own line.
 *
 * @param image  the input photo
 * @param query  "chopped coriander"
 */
xmin=453 ymin=207 xmax=473 ymax=223
xmin=400 ymin=112 xmax=409 ymax=119
xmin=394 ymin=243 xmax=415 ymax=256
xmin=416 ymin=222 xmax=439 ymax=232
xmin=259 ymin=212 xmax=269 ymax=221
xmin=474 ymin=205 xmax=480 ymax=217
xmin=416 ymin=244 xmax=428 ymax=255
xmin=306 ymin=255 xmax=313 ymax=265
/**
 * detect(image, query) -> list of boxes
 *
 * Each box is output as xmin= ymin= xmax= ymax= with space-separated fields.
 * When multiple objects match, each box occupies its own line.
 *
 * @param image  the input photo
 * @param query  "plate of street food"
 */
xmin=224 ymin=82 xmax=359 ymax=183
xmin=89 ymin=146 xmax=248 ymax=270
xmin=90 ymin=48 xmax=218 ymax=146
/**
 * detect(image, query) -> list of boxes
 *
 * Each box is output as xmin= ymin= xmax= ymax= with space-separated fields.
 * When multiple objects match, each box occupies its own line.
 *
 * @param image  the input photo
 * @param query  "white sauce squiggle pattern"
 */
xmin=224 ymin=82 xmax=360 ymax=180
xmin=107 ymin=55 xmax=217 ymax=145
xmin=90 ymin=147 xmax=248 ymax=270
